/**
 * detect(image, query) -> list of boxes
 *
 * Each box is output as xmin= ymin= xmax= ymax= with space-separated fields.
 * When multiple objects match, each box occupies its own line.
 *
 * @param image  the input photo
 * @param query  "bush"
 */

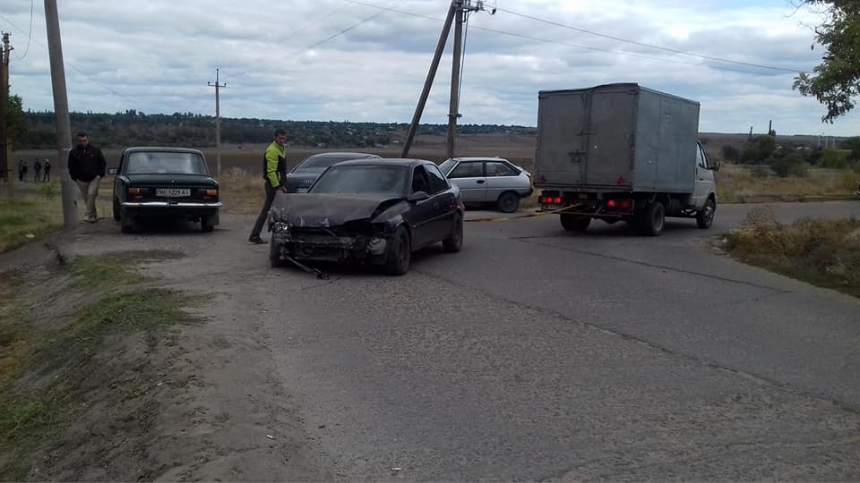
xmin=725 ymin=208 xmax=860 ymax=297
xmin=769 ymin=152 xmax=809 ymax=178
xmin=819 ymin=148 xmax=849 ymax=169
xmin=721 ymin=144 xmax=740 ymax=163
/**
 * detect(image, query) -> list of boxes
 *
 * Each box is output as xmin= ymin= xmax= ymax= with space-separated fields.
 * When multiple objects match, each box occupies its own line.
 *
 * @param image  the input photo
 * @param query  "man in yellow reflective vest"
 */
xmin=249 ymin=128 xmax=288 ymax=244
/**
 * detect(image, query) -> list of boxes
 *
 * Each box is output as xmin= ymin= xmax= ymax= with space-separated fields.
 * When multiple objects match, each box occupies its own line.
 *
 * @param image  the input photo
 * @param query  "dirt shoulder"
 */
xmin=0 ymin=215 xmax=332 ymax=481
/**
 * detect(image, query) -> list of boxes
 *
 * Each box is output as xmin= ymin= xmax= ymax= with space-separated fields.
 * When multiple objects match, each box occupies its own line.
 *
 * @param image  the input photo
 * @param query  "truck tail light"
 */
xmin=607 ymin=199 xmax=633 ymax=210
xmin=539 ymin=195 xmax=562 ymax=205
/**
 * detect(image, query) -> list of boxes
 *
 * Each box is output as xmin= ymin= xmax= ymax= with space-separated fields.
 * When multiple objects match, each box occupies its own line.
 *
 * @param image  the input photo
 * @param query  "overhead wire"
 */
xmin=0 ymin=12 xmax=138 ymax=105
xmin=340 ymin=0 xmax=808 ymax=75
xmin=492 ymin=5 xmax=805 ymax=74
xmin=220 ymin=0 xmax=410 ymax=83
xmin=13 ymin=0 xmax=34 ymax=60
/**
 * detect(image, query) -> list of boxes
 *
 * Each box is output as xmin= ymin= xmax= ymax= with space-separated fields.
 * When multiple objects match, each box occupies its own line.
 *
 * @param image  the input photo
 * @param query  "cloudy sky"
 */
xmin=1 ymin=0 xmax=856 ymax=136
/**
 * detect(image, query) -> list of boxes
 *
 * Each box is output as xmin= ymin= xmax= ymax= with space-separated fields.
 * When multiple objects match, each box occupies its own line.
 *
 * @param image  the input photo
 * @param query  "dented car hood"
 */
xmin=269 ymin=192 xmax=404 ymax=227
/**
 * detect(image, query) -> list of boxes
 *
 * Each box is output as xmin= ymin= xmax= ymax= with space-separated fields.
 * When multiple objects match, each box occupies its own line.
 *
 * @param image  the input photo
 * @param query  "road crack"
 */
xmin=511 ymin=236 xmax=792 ymax=293
xmin=413 ymin=267 xmax=860 ymax=416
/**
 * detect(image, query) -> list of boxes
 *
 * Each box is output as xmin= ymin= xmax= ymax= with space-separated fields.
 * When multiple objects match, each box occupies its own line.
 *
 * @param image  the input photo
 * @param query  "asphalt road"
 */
xmin=254 ymin=201 xmax=860 ymax=481
xmin=9 ymin=200 xmax=858 ymax=481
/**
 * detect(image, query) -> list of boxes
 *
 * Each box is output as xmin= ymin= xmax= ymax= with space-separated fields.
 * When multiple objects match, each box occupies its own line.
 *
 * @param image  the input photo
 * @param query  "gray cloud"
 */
xmin=2 ymin=0 xmax=858 ymax=135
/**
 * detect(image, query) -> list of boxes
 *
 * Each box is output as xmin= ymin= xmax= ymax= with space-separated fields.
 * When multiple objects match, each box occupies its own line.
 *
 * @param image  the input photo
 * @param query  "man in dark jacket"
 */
xmin=68 ymin=132 xmax=107 ymax=223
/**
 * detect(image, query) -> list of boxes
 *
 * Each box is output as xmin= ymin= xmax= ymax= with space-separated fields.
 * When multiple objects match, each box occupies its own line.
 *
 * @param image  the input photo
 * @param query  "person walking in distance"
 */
xmin=249 ymin=128 xmax=288 ymax=244
xmin=68 ymin=132 xmax=107 ymax=223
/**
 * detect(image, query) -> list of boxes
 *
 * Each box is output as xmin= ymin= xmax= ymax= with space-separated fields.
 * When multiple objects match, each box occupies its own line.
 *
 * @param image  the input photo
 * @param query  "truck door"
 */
xmin=536 ymin=91 xmax=588 ymax=185
xmin=585 ymin=88 xmax=636 ymax=187
xmin=692 ymin=143 xmax=714 ymax=208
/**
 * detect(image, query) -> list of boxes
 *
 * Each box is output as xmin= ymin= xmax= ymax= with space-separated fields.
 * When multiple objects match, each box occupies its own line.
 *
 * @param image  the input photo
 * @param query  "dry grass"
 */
xmin=724 ymin=207 xmax=860 ymax=298
xmin=0 ymin=180 xmax=112 ymax=253
xmin=716 ymin=164 xmax=858 ymax=202
xmin=216 ymin=168 xmax=267 ymax=215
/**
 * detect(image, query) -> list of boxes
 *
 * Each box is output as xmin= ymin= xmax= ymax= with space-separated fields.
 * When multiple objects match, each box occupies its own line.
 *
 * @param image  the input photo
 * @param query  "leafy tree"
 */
xmin=5 ymin=92 xmax=27 ymax=147
xmin=793 ymin=1 xmax=860 ymax=123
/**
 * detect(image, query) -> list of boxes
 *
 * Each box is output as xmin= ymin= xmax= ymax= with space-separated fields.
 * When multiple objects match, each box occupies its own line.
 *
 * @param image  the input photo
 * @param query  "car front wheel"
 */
xmin=384 ymin=226 xmax=411 ymax=276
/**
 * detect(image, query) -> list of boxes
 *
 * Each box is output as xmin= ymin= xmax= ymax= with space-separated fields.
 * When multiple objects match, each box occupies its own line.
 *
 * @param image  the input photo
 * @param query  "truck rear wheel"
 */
xmin=637 ymin=201 xmax=665 ymax=236
xmin=561 ymin=214 xmax=590 ymax=232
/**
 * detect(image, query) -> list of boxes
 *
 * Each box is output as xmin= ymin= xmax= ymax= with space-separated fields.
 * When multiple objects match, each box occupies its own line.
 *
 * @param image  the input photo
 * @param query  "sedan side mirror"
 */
xmin=407 ymin=191 xmax=430 ymax=202
xmin=108 ymin=167 xmax=119 ymax=175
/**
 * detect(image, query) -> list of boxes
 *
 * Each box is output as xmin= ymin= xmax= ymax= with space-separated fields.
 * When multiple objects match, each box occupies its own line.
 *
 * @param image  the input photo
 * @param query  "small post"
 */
xmin=209 ymin=68 xmax=226 ymax=178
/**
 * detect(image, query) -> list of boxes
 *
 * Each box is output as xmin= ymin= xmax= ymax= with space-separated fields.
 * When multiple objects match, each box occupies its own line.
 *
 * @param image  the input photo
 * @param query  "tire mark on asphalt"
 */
xmin=412 ymin=267 xmax=860 ymax=416
xmin=510 ymin=236 xmax=791 ymax=293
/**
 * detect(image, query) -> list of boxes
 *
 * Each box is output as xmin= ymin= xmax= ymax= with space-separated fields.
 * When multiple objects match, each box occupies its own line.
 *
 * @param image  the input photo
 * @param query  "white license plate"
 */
xmin=544 ymin=204 xmax=561 ymax=211
xmin=156 ymin=188 xmax=191 ymax=197
xmin=296 ymin=188 xmax=308 ymax=193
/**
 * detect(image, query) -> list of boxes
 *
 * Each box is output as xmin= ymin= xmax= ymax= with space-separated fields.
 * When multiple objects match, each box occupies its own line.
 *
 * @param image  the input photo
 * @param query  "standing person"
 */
xmin=33 ymin=159 xmax=42 ymax=182
xmin=249 ymin=128 xmax=288 ymax=244
xmin=68 ymin=132 xmax=107 ymax=223
xmin=43 ymin=159 xmax=51 ymax=182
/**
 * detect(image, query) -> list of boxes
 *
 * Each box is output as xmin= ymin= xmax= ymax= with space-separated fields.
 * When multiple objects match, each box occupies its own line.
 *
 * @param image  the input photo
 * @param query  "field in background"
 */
xmin=10 ymin=132 xmax=860 ymax=216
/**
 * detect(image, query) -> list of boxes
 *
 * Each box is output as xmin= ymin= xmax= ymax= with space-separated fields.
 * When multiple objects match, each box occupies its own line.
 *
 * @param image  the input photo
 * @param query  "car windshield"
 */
xmin=294 ymin=154 xmax=372 ymax=175
xmin=438 ymin=159 xmax=457 ymax=175
xmin=309 ymin=165 xmax=407 ymax=196
xmin=125 ymin=151 xmax=208 ymax=175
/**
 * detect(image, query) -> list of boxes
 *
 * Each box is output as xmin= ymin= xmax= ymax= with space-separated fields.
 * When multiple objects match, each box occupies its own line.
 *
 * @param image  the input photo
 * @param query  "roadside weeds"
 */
xmin=721 ymin=207 xmax=860 ymax=298
xmin=0 ymin=181 xmax=112 ymax=254
xmin=0 ymin=249 xmax=207 ymax=481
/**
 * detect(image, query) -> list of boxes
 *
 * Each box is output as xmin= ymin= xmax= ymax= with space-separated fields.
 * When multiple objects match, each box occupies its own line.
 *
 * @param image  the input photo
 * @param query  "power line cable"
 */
xmin=221 ymin=0 xmax=410 ymax=83
xmin=341 ymin=0 xmax=807 ymax=74
xmin=13 ymin=0 xmax=34 ymax=60
xmin=493 ymin=5 xmax=804 ymax=73
xmin=0 ymin=13 xmax=138 ymax=104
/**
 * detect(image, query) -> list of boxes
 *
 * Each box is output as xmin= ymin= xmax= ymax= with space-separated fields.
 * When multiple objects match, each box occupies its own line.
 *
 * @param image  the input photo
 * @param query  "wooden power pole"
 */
xmin=208 ymin=68 xmax=226 ymax=178
xmin=44 ymin=0 xmax=79 ymax=228
xmin=1 ymin=32 xmax=10 ymax=191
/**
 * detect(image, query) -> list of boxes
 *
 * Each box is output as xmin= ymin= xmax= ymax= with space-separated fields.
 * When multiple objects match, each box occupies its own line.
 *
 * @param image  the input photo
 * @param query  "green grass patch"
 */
xmin=724 ymin=208 xmax=860 ymax=298
xmin=0 ymin=198 xmax=64 ymax=254
xmin=0 ymin=251 xmax=206 ymax=481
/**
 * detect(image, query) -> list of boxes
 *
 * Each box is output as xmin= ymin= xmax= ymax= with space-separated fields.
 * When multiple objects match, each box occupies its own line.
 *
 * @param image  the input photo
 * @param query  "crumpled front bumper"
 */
xmin=270 ymin=222 xmax=388 ymax=263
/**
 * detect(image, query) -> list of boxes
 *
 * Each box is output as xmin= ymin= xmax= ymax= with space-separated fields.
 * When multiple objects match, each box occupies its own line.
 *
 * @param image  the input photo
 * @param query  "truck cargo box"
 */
xmin=534 ymin=83 xmax=701 ymax=193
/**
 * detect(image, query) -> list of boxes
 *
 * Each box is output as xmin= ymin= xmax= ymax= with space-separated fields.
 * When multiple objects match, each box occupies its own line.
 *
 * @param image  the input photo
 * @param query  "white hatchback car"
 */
xmin=438 ymin=157 xmax=533 ymax=213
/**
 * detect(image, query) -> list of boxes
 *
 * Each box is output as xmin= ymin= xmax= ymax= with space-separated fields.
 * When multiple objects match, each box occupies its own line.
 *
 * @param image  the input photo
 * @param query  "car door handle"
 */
xmin=477 ymin=180 xmax=485 ymax=184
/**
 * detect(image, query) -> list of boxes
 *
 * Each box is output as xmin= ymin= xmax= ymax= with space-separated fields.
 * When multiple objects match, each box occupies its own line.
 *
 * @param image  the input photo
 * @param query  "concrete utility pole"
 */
xmin=45 ymin=0 xmax=79 ymax=228
xmin=402 ymin=0 xmax=492 ymax=159
xmin=208 ymin=68 xmax=226 ymax=178
xmin=1 ymin=32 xmax=10 ymax=190
xmin=446 ymin=2 xmax=465 ymax=160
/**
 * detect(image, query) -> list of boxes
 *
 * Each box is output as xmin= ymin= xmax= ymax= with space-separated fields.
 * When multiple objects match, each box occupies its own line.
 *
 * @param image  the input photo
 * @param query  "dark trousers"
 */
xmin=251 ymin=182 xmax=277 ymax=237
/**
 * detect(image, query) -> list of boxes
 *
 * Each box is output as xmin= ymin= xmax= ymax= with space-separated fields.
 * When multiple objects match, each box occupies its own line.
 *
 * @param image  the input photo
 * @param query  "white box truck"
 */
xmin=533 ymin=83 xmax=720 ymax=236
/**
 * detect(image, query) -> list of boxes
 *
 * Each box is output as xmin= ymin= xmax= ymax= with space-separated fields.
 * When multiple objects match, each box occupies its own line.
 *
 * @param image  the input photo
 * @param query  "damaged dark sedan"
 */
xmin=268 ymin=158 xmax=465 ymax=276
